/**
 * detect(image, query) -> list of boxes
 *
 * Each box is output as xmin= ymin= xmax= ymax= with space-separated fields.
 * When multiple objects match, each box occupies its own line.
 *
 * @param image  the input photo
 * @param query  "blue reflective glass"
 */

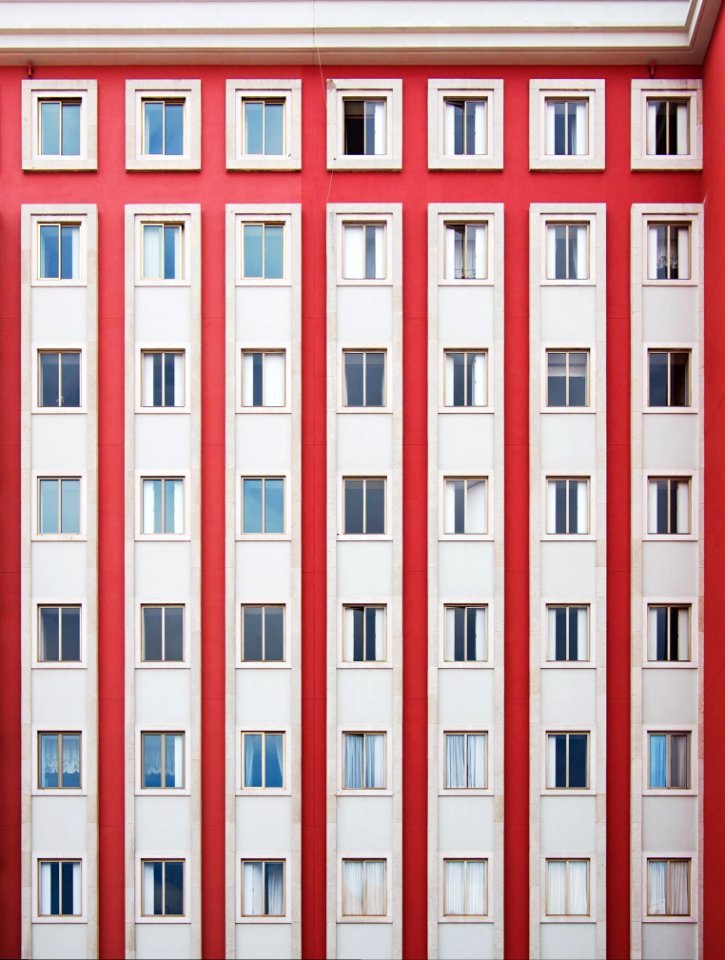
xmin=264 ymin=225 xmax=284 ymax=279
xmin=49 ymin=862 xmax=60 ymax=915
xmin=143 ymin=735 xmax=162 ymax=787
xmin=163 ymin=225 xmax=179 ymax=280
xmin=61 ymin=102 xmax=81 ymax=155
xmin=164 ymin=862 xmax=184 ymax=915
xmin=650 ymin=735 xmax=667 ymax=788
xmin=40 ymin=101 xmax=60 ymax=154
xmin=164 ymin=102 xmax=184 ymax=155
xmin=39 ymin=479 xmax=59 ymax=533
xmin=61 ymin=479 xmax=80 ymax=533
xmin=39 ymin=225 xmax=59 ymax=279
xmin=243 ymin=479 xmax=263 ymax=533
xmin=244 ymin=101 xmax=264 ymax=153
xmin=265 ymin=734 xmax=284 ymax=788
xmin=60 ymin=225 xmax=78 ymax=280
xmin=243 ymin=225 xmax=263 ymax=278
xmin=245 ymin=734 xmax=263 ymax=787
xmin=264 ymin=479 xmax=284 ymax=533
xmin=264 ymin=102 xmax=284 ymax=154
xmin=144 ymin=101 xmax=164 ymax=154
xmin=60 ymin=862 xmax=74 ymax=915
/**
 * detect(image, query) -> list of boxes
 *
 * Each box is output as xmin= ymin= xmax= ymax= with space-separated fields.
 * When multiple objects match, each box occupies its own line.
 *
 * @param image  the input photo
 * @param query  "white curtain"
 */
xmin=72 ymin=862 xmax=81 ymax=914
xmin=445 ymin=226 xmax=457 ymax=279
xmin=63 ymin=735 xmax=80 ymax=784
xmin=546 ymin=226 xmax=558 ymax=278
xmin=143 ymin=479 xmax=160 ymax=534
xmin=444 ymin=101 xmax=456 ymax=155
xmin=472 ymin=100 xmax=486 ymax=153
xmin=677 ymin=226 xmax=690 ymax=279
xmin=372 ymin=101 xmax=385 ymax=155
xmin=467 ymin=479 xmax=487 ymax=533
xmin=467 ymin=734 xmax=486 ymax=788
xmin=143 ymin=862 xmax=157 ymax=915
xmin=648 ymin=860 xmax=667 ymax=915
xmin=446 ymin=734 xmax=465 ymax=788
xmin=649 ymin=734 xmax=667 ymax=787
xmin=547 ymin=860 xmax=567 ymax=914
xmin=574 ymin=101 xmax=588 ymax=154
xmin=39 ymin=862 xmax=53 ymax=915
xmin=444 ymin=480 xmax=458 ymax=534
xmin=371 ymin=607 xmax=384 ymax=660
xmin=466 ymin=860 xmax=487 ymax=915
xmin=471 ymin=352 xmax=486 ymax=406
xmin=344 ymin=734 xmax=363 ymax=789
xmin=676 ymin=102 xmax=689 ymax=155
xmin=445 ymin=860 xmax=465 ymax=914
xmin=343 ymin=860 xmax=364 ymax=915
xmin=366 ymin=734 xmax=385 ymax=788
xmin=372 ymin=225 xmax=385 ymax=278
xmin=445 ymin=607 xmax=457 ymax=661
xmin=574 ymin=225 xmax=588 ymax=279
xmin=647 ymin=224 xmax=661 ymax=278
xmin=266 ymin=862 xmax=284 ymax=916
xmin=545 ymin=102 xmax=557 ymax=155
xmin=647 ymin=480 xmax=660 ymax=533
xmin=676 ymin=480 xmax=689 ymax=532
xmin=243 ymin=861 xmax=264 ymax=915
xmin=646 ymin=101 xmax=658 ymax=155
xmin=568 ymin=861 xmax=589 ymax=915
xmin=242 ymin=353 xmax=255 ymax=406
xmin=546 ymin=480 xmax=558 ymax=533
xmin=546 ymin=735 xmax=559 ymax=788
xmin=171 ymin=734 xmax=183 ymax=788
xmin=267 ymin=734 xmax=284 ymax=788
xmin=143 ymin=225 xmax=163 ymax=279
xmin=669 ymin=860 xmax=689 ymax=914
xmin=173 ymin=353 xmax=185 ymax=405
xmin=472 ymin=607 xmax=486 ymax=660
xmin=676 ymin=607 xmax=689 ymax=660
xmin=69 ymin=225 xmax=80 ymax=280
xmin=468 ymin=224 xmax=487 ymax=279
xmin=142 ymin=353 xmax=155 ymax=406
xmin=265 ymin=353 xmax=285 ymax=406
xmin=575 ymin=607 xmax=588 ymax=660
xmin=364 ymin=861 xmax=385 ymax=915
xmin=575 ymin=480 xmax=588 ymax=534
xmin=343 ymin=225 xmax=364 ymax=280
xmin=343 ymin=607 xmax=356 ymax=661
xmin=171 ymin=479 xmax=184 ymax=534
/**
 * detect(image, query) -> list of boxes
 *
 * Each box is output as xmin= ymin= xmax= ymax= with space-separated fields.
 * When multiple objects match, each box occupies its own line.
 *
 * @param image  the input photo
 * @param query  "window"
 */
xmin=647 ymin=859 xmax=690 ymax=916
xmin=38 ymin=478 xmax=80 ymax=535
xmin=38 ymin=860 xmax=81 ymax=917
xmin=23 ymin=80 xmax=97 ymax=171
xmin=648 ymin=350 xmax=690 ymax=408
xmin=444 ymin=732 xmax=487 ymax=789
xmin=241 ymin=605 xmax=284 ymax=662
xmin=343 ymin=351 xmax=385 ymax=408
xmin=343 ymin=478 xmax=385 ymax=535
xmin=141 ymin=223 xmax=183 ymax=281
xmin=647 ymin=223 xmax=690 ymax=280
xmin=241 ymin=351 xmax=285 ymax=408
xmin=444 ymin=478 xmax=487 ymax=535
xmin=243 ymin=99 xmax=284 ymax=156
xmin=143 ymin=99 xmax=184 ymax=156
xmin=444 ymin=605 xmax=487 ymax=662
xmin=444 ymin=223 xmax=487 ymax=280
xmin=530 ymin=81 xmax=604 ymax=170
xmin=127 ymin=81 xmax=201 ymax=171
xmin=443 ymin=860 xmax=488 ymax=917
xmin=342 ymin=223 xmax=386 ymax=280
xmin=142 ymin=478 xmax=184 ymax=535
xmin=444 ymin=351 xmax=487 ymax=408
xmin=141 ymin=732 xmax=184 ymax=789
xmin=38 ymin=223 xmax=80 ymax=280
xmin=241 ymin=860 xmax=285 ymax=917
xmin=38 ymin=732 xmax=81 ymax=789
xmin=242 ymin=732 xmax=284 ymax=789
xmin=242 ymin=478 xmax=285 ymax=534
xmin=328 ymin=80 xmax=401 ymax=170
xmin=547 ymin=606 xmax=589 ymax=662
xmin=344 ymin=99 xmax=386 ymax=155
xmin=444 ymin=98 xmax=486 ymax=156
xmin=141 ymin=351 xmax=185 ymax=407
xmin=343 ymin=732 xmax=386 ymax=789
xmin=648 ymin=605 xmax=690 ymax=662
xmin=546 ymin=223 xmax=589 ymax=280
xmin=342 ymin=860 xmax=386 ymax=917
xmin=142 ymin=605 xmax=184 ymax=662
xmin=647 ymin=99 xmax=690 ymax=156
xmin=647 ymin=478 xmax=690 ymax=535
xmin=632 ymin=81 xmax=702 ymax=170
xmin=142 ymin=860 xmax=184 ymax=917
xmin=428 ymin=81 xmax=503 ymax=170
xmin=241 ymin=223 xmax=284 ymax=280
xmin=546 ymin=860 xmax=589 ymax=916
xmin=39 ymin=605 xmax=81 ymax=662
xmin=649 ymin=732 xmax=690 ymax=789
xmin=38 ymin=351 xmax=81 ymax=408
xmin=546 ymin=351 xmax=589 ymax=408
xmin=228 ymin=80 xmax=301 ymax=170
xmin=39 ymin=99 xmax=81 ymax=156
xmin=546 ymin=733 xmax=589 ymax=788
xmin=546 ymin=478 xmax=589 ymax=535
xmin=343 ymin=605 xmax=385 ymax=662
xmin=546 ymin=99 xmax=588 ymax=156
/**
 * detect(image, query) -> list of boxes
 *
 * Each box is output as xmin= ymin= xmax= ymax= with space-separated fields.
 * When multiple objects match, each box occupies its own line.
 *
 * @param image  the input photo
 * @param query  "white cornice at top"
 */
xmin=0 ymin=0 xmax=720 ymax=65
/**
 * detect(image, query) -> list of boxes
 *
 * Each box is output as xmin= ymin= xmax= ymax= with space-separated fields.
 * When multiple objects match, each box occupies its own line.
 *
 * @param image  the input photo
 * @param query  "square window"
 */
xmin=38 ymin=351 xmax=81 ymax=408
xmin=37 ymin=223 xmax=81 ymax=281
xmin=227 ymin=80 xmax=301 ymax=170
xmin=342 ymin=222 xmax=386 ymax=281
xmin=141 ymin=732 xmax=185 ymax=789
xmin=141 ymin=860 xmax=185 ymax=917
xmin=240 ymin=222 xmax=285 ymax=280
xmin=530 ymin=80 xmax=604 ymax=170
xmin=241 ymin=477 xmax=285 ymax=535
xmin=444 ymin=732 xmax=487 ymax=789
xmin=126 ymin=81 xmax=201 ymax=171
xmin=141 ymin=351 xmax=185 ymax=407
xmin=38 ymin=732 xmax=81 ymax=789
xmin=546 ymin=351 xmax=589 ymax=408
xmin=38 ymin=478 xmax=81 ymax=535
xmin=343 ymin=351 xmax=385 ymax=408
xmin=241 ymin=605 xmax=285 ymax=662
xmin=444 ymin=478 xmax=487 ymax=535
xmin=545 ymin=223 xmax=589 ymax=281
xmin=647 ymin=859 xmax=690 ymax=916
xmin=344 ymin=98 xmax=386 ymax=155
xmin=546 ymin=732 xmax=589 ymax=788
xmin=546 ymin=478 xmax=589 ymax=535
xmin=647 ymin=605 xmax=690 ymax=662
xmin=143 ymin=99 xmax=184 ymax=156
xmin=38 ymin=860 xmax=81 ymax=916
xmin=444 ymin=351 xmax=487 ymax=407
xmin=343 ymin=478 xmax=386 ymax=535
xmin=647 ymin=222 xmax=691 ymax=280
xmin=141 ymin=222 xmax=184 ymax=281
xmin=546 ymin=99 xmax=588 ymax=156
xmin=241 ymin=860 xmax=285 ymax=917
xmin=648 ymin=732 xmax=690 ymax=789
xmin=546 ymin=859 xmax=590 ymax=916
xmin=142 ymin=605 xmax=184 ymax=662
xmin=142 ymin=478 xmax=184 ymax=535
xmin=39 ymin=605 xmax=81 ymax=662
xmin=343 ymin=605 xmax=385 ymax=662
xmin=342 ymin=732 xmax=386 ymax=789
xmin=341 ymin=860 xmax=387 ymax=917
xmin=546 ymin=605 xmax=589 ymax=662
xmin=328 ymin=80 xmax=402 ymax=170
xmin=23 ymin=80 xmax=97 ymax=171
xmin=444 ymin=223 xmax=488 ymax=280
xmin=632 ymin=80 xmax=702 ymax=171
xmin=443 ymin=860 xmax=488 ymax=917
xmin=647 ymin=477 xmax=690 ymax=535
xmin=428 ymin=80 xmax=503 ymax=170
xmin=647 ymin=350 xmax=691 ymax=407
xmin=444 ymin=605 xmax=487 ymax=662
xmin=242 ymin=732 xmax=285 ymax=789
xmin=241 ymin=350 xmax=286 ymax=407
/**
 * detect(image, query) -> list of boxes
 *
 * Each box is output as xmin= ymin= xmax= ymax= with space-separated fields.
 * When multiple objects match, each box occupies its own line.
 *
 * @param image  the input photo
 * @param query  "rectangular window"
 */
xmin=546 ymin=99 xmax=588 ymax=156
xmin=342 ymin=860 xmax=386 ymax=917
xmin=39 ymin=605 xmax=81 ymax=662
xmin=38 ymin=478 xmax=80 ymax=535
xmin=443 ymin=860 xmax=488 ymax=916
xmin=242 ymin=732 xmax=285 ymax=789
xmin=343 ymin=732 xmax=386 ymax=789
xmin=242 ymin=478 xmax=285 ymax=534
xmin=546 ymin=733 xmax=589 ymax=788
xmin=648 ymin=350 xmax=690 ymax=408
xmin=444 ymin=350 xmax=487 ymax=408
xmin=546 ymin=606 xmax=589 ymax=662
xmin=241 ymin=860 xmax=285 ymax=917
xmin=39 ymin=99 xmax=81 ymax=156
xmin=546 ymin=350 xmax=589 ymax=408
xmin=546 ymin=478 xmax=589 ymax=535
xmin=444 ymin=223 xmax=487 ymax=280
xmin=444 ymin=732 xmax=487 ymax=789
xmin=546 ymin=223 xmax=589 ymax=280
xmin=444 ymin=98 xmax=487 ymax=156
xmin=343 ymin=351 xmax=385 ymax=408
xmin=141 ymin=351 xmax=185 ymax=408
xmin=142 ymin=860 xmax=184 ymax=917
xmin=546 ymin=859 xmax=589 ymax=916
xmin=343 ymin=478 xmax=385 ymax=535
xmin=647 ymin=478 xmax=690 ymax=535
xmin=444 ymin=605 xmax=487 ymax=662
xmin=241 ymin=222 xmax=284 ymax=280
xmin=143 ymin=99 xmax=184 ymax=156
xmin=647 ymin=859 xmax=690 ymax=916
xmin=647 ymin=223 xmax=690 ymax=280
xmin=444 ymin=478 xmax=487 ymax=535
xmin=38 ymin=223 xmax=80 ymax=280
xmin=648 ymin=605 xmax=690 ymax=662
xmin=142 ymin=478 xmax=184 ymax=535
xmin=142 ymin=605 xmax=184 ymax=662
xmin=647 ymin=99 xmax=690 ymax=156
xmin=38 ymin=351 xmax=81 ymax=408
xmin=38 ymin=860 xmax=81 ymax=917
xmin=243 ymin=98 xmax=284 ymax=155
xmin=342 ymin=223 xmax=385 ymax=280
xmin=344 ymin=99 xmax=386 ymax=155
xmin=343 ymin=605 xmax=385 ymax=662
xmin=142 ymin=223 xmax=182 ymax=281
xmin=241 ymin=351 xmax=285 ymax=408
xmin=241 ymin=605 xmax=284 ymax=662
xmin=141 ymin=732 xmax=185 ymax=789
xmin=38 ymin=732 xmax=81 ymax=789
xmin=648 ymin=732 xmax=690 ymax=789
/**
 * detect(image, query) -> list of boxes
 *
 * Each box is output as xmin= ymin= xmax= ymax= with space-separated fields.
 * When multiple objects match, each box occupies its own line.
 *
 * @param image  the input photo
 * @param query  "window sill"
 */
xmin=236 ymin=661 xmax=291 ymax=670
xmin=541 ymin=535 xmax=595 ymax=543
xmin=230 ymin=155 xmax=299 ymax=172
xmin=135 ymin=661 xmax=191 ymax=670
xmin=641 ymin=278 xmax=699 ymax=288
xmin=337 ymin=278 xmax=394 ymax=288
xmin=235 ymin=278 xmax=292 ymax=288
xmin=540 ymin=279 xmax=597 ymax=288
xmin=432 ymin=156 xmax=502 ymax=171
xmin=136 ymin=788 xmax=192 ymax=798
xmin=328 ymin=156 xmax=401 ymax=172
xmin=643 ymin=535 xmax=697 ymax=544
xmin=32 ymin=788 xmax=87 ymax=797
xmin=439 ymin=534 xmax=494 ymax=542
xmin=337 ymin=790 xmax=393 ymax=798
xmin=541 ymin=916 xmax=595 ymax=924
xmin=642 ymin=915 xmax=696 ymax=924
xmin=238 ymin=406 xmax=292 ymax=415
xmin=337 ymin=406 xmax=393 ymax=415
xmin=33 ymin=915 xmax=87 ymax=925
xmin=137 ymin=534 xmax=191 ymax=542
xmin=237 ymin=915 xmax=291 ymax=925
xmin=643 ymin=407 xmax=699 ymax=416
xmin=136 ymin=406 xmax=191 ymax=416
xmin=337 ymin=661 xmax=392 ymax=670
xmin=237 ymin=789 xmax=292 ymax=798
xmin=642 ymin=789 xmax=697 ymax=798
xmin=337 ymin=535 xmax=393 ymax=543
xmin=32 ymin=407 xmax=87 ymax=416
xmin=438 ymin=662 xmax=493 ymax=670
xmin=25 ymin=156 xmax=97 ymax=173
xmin=31 ymin=280 xmax=87 ymax=289
xmin=531 ymin=156 xmax=604 ymax=172
xmin=33 ymin=534 xmax=86 ymax=543
xmin=633 ymin=157 xmax=702 ymax=172
xmin=540 ymin=661 xmax=594 ymax=670
xmin=437 ymin=278 xmax=495 ymax=288
xmin=128 ymin=157 xmax=200 ymax=172
xmin=32 ymin=661 xmax=87 ymax=670
xmin=438 ymin=915 xmax=493 ymax=924
xmin=438 ymin=406 xmax=493 ymax=415
xmin=337 ymin=915 xmax=392 ymax=925
xmin=134 ymin=279 xmax=192 ymax=289
xmin=642 ymin=661 xmax=696 ymax=670
xmin=541 ymin=789 xmax=594 ymax=797
xmin=540 ymin=406 xmax=595 ymax=415
xmin=438 ymin=789 xmax=492 ymax=798
xmin=236 ymin=534 xmax=291 ymax=543
xmin=136 ymin=916 xmax=191 ymax=925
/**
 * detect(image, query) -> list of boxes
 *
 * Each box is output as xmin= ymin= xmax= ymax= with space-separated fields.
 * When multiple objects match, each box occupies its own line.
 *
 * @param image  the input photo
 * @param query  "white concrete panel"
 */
xmin=236 ymin=924 xmax=293 ymax=960
xmin=438 ymin=415 xmax=495 ymax=473
xmin=236 ymin=670 xmax=292 ymax=725
xmin=32 ymin=543 xmax=88 ymax=597
xmin=135 ymin=923 xmax=192 ymax=960
xmin=642 ymin=543 xmax=698 ymax=596
xmin=642 ymin=797 xmax=698 ymax=850
xmin=32 ymin=797 xmax=89 ymax=850
xmin=438 ymin=921 xmax=495 ymax=960
xmin=540 ymin=287 xmax=597 ymax=343
xmin=643 ymin=669 xmax=698 ymax=725
xmin=642 ymin=286 xmax=699 ymax=343
xmin=337 ymin=415 xmax=393 ymax=472
xmin=136 ymin=543 xmax=192 ymax=598
xmin=236 ymin=287 xmax=292 ymax=343
xmin=31 ymin=670 xmax=87 ymax=726
xmin=641 ymin=922 xmax=696 ymax=960
xmin=136 ymin=415 xmax=191 ymax=470
xmin=337 ymin=923 xmax=393 ymax=960
xmin=31 ymin=417 xmax=87 ymax=471
xmin=540 ymin=797 xmax=596 ymax=853
xmin=135 ymin=287 xmax=192 ymax=342
xmin=438 ymin=796 xmax=494 ymax=850
xmin=438 ymin=542 xmax=495 ymax=598
xmin=540 ymin=415 xmax=596 ymax=471
xmin=540 ymin=922 xmax=596 ymax=960
xmin=540 ymin=669 xmax=596 ymax=725
xmin=438 ymin=669 xmax=495 ymax=726
xmin=236 ymin=543 xmax=291 ymax=600
xmin=643 ymin=415 xmax=699 ymax=470
xmin=540 ymin=542 xmax=597 ymax=597
xmin=136 ymin=669 xmax=191 ymax=725
xmin=31 ymin=288 xmax=87 ymax=343
xmin=336 ymin=287 xmax=393 ymax=344
xmin=438 ymin=286 xmax=495 ymax=344
xmin=337 ymin=542 xmax=393 ymax=598
xmin=135 ymin=796 xmax=191 ymax=850
xmin=236 ymin=415 xmax=292 ymax=473
xmin=336 ymin=669 xmax=393 ymax=726
xmin=337 ymin=796 xmax=393 ymax=850
xmin=32 ymin=925 xmax=89 ymax=960
xmin=236 ymin=796 xmax=292 ymax=850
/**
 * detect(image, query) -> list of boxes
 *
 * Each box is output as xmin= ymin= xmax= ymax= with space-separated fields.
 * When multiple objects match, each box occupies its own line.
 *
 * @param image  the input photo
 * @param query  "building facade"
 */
xmin=0 ymin=1 xmax=724 ymax=958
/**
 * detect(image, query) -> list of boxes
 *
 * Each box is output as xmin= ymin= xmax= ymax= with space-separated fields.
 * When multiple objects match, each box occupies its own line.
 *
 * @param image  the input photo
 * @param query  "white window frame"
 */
xmin=339 ymin=474 xmax=390 ymax=540
xmin=23 ymin=79 xmax=97 ymax=172
xmin=440 ymin=729 xmax=491 ymax=795
xmin=136 ymin=472 xmax=190 ymax=541
xmin=542 ymin=346 xmax=592 ymax=413
xmin=136 ymin=856 xmax=189 ymax=923
xmin=337 ymin=856 xmax=391 ymax=922
xmin=238 ymin=727 xmax=290 ymax=796
xmin=339 ymin=348 xmax=389 ymax=412
xmin=31 ymin=215 xmax=86 ymax=286
xmin=32 ymin=346 xmax=86 ymax=414
xmin=236 ymin=214 xmax=291 ymax=286
xmin=136 ymin=726 xmax=190 ymax=796
xmin=32 ymin=727 xmax=87 ymax=796
xmin=327 ymin=79 xmax=402 ymax=171
xmin=338 ymin=601 xmax=389 ymax=667
xmin=338 ymin=727 xmax=391 ymax=795
xmin=529 ymin=79 xmax=605 ymax=171
xmin=643 ymin=597 xmax=696 ymax=668
xmin=137 ymin=602 xmax=188 ymax=669
xmin=136 ymin=346 xmax=189 ymax=413
xmin=32 ymin=473 xmax=85 ymax=541
xmin=238 ymin=603 xmax=287 ymax=667
xmin=643 ymin=726 xmax=696 ymax=796
xmin=226 ymin=79 xmax=301 ymax=171
xmin=126 ymin=80 xmax=201 ymax=170
xmin=542 ymin=602 xmax=592 ymax=667
xmin=543 ymin=475 xmax=593 ymax=540
xmin=238 ymin=347 xmax=290 ymax=413
xmin=33 ymin=601 xmax=86 ymax=669
xmin=428 ymin=79 xmax=503 ymax=170
xmin=542 ymin=217 xmax=594 ymax=284
xmin=440 ymin=601 xmax=490 ymax=667
xmin=631 ymin=80 xmax=702 ymax=171
xmin=238 ymin=856 xmax=290 ymax=923
xmin=644 ymin=472 xmax=695 ymax=540
xmin=542 ymin=857 xmax=593 ymax=921
xmin=542 ymin=729 xmax=593 ymax=794
xmin=439 ymin=856 xmax=492 ymax=921
xmin=33 ymin=855 xmax=87 ymax=923
xmin=135 ymin=215 xmax=190 ymax=286
xmin=440 ymin=475 xmax=491 ymax=540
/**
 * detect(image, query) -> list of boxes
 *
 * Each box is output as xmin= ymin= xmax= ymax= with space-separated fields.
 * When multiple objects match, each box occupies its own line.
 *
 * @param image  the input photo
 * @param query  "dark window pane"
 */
xmin=555 ymin=481 xmax=567 ymax=534
xmin=61 ymin=861 xmax=75 ymax=915
xmin=344 ymin=480 xmax=364 ymax=534
xmin=345 ymin=353 xmax=364 ymax=406
xmin=655 ymin=607 xmax=667 ymax=661
xmin=569 ymin=353 xmax=587 ymax=407
xmin=265 ymin=607 xmax=284 ymax=661
xmin=352 ymin=607 xmax=364 ymax=661
xmin=243 ymin=479 xmax=263 ymax=533
xmin=61 ymin=607 xmax=81 ymax=661
xmin=40 ymin=607 xmax=60 ymax=661
xmin=143 ymin=607 xmax=163 ymax=661
xmin=40 ymin=353 xmax=60 ymax=406
xmin=39 ymin=225 xmax=59 ymax=279
xmin=453 ymin=607 xmax=465 ymax=661
xmin=464 ymin=100 xmax=477 ymax=154
xmin=243 ymin=607 xmax=263 ymax=661
xmin=50 ymin=861 xmax=60 ymax=915
xmin=655 ymin=101 xmax=668 ymax=155
xmin=152 ymin=862 xmax=163 ymax=915
xmin=163 ymin=353 xmax=175 ymax=407
xmin=466 ymin=607 xmax=478 ymax=661
xmin=454 ymin=480 xmax=465 ymax=533
xmin=60 ymin=225 xmax=75 ymax=280
xmin=61 ymin=353 xmax=81 ymax=407
xmin=164 ymin=862 xmax=184 ymax=915
xmin=547 ymin=353 xmax=567 ymax=407
xmin=568 ymin=735 xmax=588 ymax=788
xmin=243 ymin=225 xmax=263 ymax=278
xmin=555 ymin=735 xmax=567 ymax=786
xmin=649 ymin=352 xmax=668 ymax=406
xmin=554 ymin=226 xmax=567 ymax=279
xmin=265 ymin=735 xmax=284 ymax=788
xmin=164 ymin=607 xmax=184 ymax=661
xmin=450 ymin=353 xmax=465 ymax=406
xmin=554 ymin=101 xmax=566 ymax=154
xmin=265 ymin=478 xmax=284 ymax=533
xmin=344 ymin=100 xmax=365 ymax=154
xmin=252 ymin=353 xmax=263 ymax=407
xmin=555 ymin=608 xmax=567 ymax=661
xmin=569 ymin=608 xmax=579 ymax=661
xmin=656 ymin=480 xmax=668 ymax=534
xmin=670 ymin=353 xmax=689 ymax=406
xmin=366 ymin=480 xmax=385 ymax=534
xmin=451 ymin=100 xmax=464 ymax=154
xmin=568 ymin=481 xmax=579 ymax=533
xmin=366 ymin=353 xmax=385 ymax=407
